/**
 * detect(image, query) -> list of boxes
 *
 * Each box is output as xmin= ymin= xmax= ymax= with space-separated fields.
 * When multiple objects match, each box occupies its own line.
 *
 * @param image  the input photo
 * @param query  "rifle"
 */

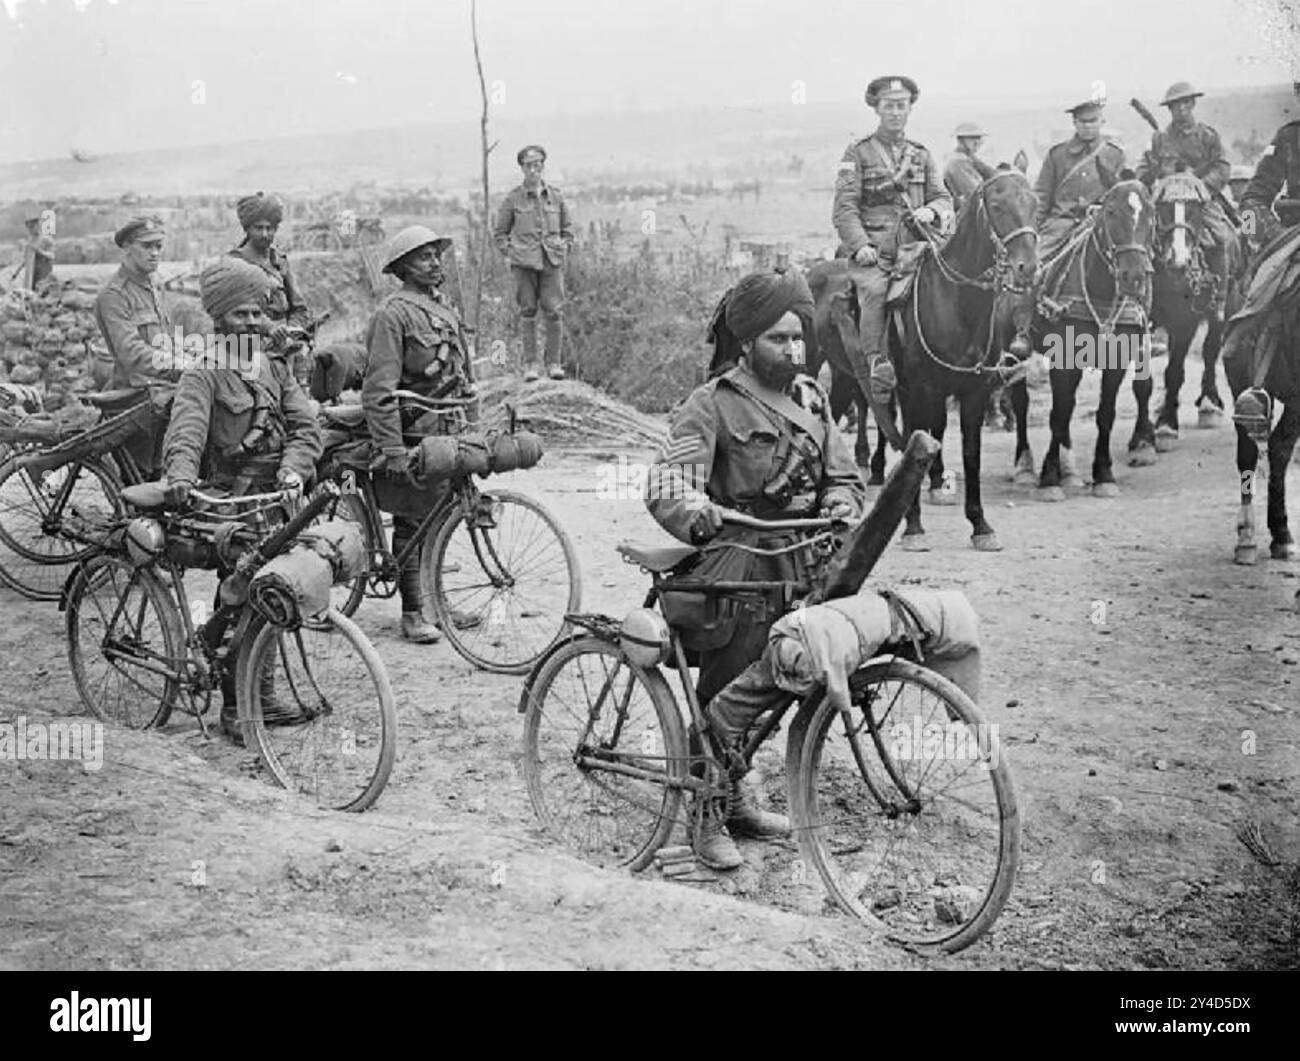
xmin=1130 ymin=97 xmax=1242 ymax=228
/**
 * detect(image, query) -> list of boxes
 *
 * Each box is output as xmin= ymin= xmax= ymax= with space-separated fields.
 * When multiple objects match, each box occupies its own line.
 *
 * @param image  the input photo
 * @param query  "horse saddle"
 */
xmin=886 ymin=242 xmax=930 ymax=307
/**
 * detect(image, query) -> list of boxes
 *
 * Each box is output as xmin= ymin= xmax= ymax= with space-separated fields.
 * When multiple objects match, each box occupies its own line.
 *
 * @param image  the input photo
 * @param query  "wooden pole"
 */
xmin=469 ymin=0 xmax=496 ymax=344
xmin=805 ymin=429 xmax=941 ymax=605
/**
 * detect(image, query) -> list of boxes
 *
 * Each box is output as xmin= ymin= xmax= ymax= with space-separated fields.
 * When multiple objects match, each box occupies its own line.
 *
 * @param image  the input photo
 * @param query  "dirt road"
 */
xmin=2 ymin=361 xmax=1298 ymax=970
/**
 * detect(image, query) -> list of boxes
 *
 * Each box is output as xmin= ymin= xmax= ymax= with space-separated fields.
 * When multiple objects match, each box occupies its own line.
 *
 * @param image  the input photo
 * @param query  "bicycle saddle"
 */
xmin=83 ymin=388 xmax=147 ymax=409
xmin=319 ymin=404 xmax=366 ymax=428
xmin=120 ymin=481 xmax=167 ymax=511
xmin=617 ymin=541 xmax=698 ymax=573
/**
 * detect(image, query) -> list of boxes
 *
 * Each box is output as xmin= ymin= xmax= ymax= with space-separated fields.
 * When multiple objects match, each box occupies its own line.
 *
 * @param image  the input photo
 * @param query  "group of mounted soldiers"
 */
xmin=15 ymin=74 xmax=1300 ymax=870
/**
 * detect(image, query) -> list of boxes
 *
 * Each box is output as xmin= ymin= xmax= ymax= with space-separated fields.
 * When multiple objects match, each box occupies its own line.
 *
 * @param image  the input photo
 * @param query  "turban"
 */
xmin=200 ymin=257 xmax=273 ymax=320
xmin=706 ymin=268 xmax=815 ymax=379
xmin=236 ymin=192 xmax=284 ymax=230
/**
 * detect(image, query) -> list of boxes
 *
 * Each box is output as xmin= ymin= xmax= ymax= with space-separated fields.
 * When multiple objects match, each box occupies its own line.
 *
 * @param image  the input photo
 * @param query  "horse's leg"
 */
xmin=868 ymin=393 xmax=889 ymax=485
xmin=1266 ymin=401 xmax=1300 ymax=560
xmin=1038 ymin=365 xmax=1081 ymax=501
xmin=1128 ymin=363 xmax=1158 ymax=467
xmin=1197 ymin=312 xmax=1227 ymax=425
xmin=1092 ymin=366 xmax=1125 ymax=498
xmin=961 ymin=385 xmax=1000 ymax=551
xmin=928 ymin=390 xmax=959 ymax=505
xmin=1010 ymin=377 xmax=1035 ymax=484
xmin=1155 ymin=319 xmax=1190 ymax=446
xmin=899 ymin=384 xmax=929 ymax=550
xmin=1235 ymin=423 xmax=1261 ymax=565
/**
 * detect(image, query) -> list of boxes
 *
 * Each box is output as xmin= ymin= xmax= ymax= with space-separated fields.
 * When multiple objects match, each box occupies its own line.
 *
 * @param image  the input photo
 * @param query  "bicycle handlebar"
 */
xmin=189 ymin=487 xmax=298 ymax=507
xmin=392 ymin=389 xmax=476 ymax=408
xmin=720 ymin=511 xmax=838 ymax=531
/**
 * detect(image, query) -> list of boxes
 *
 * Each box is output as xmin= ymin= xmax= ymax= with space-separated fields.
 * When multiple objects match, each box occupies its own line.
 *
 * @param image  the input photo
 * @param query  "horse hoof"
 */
xmin=867 ymin=473 xmax=885 ymax=487
xmin=1092 ymin=482 xmax=1119 ymax=499
xmin=927 ymin=489 xmax=960 ymax=507
xmin=1271 ymin=541 xmax=1299 ymax=561
xmin=1153 ymin=431 xmax=1177 ymax=453
xmin=1234 ymin=544 xmax=1258 ymax=566
xmin=1038 ymin=486 xmax=1067 ymax=503
xmin=971 ymin=532 xmax=1003 ymax=552
xmin=1197 ymin=407 xmax=1223 ymax=429
xmin=901 ymin=534 xmax=930 ymax=552
xmin=1012 ymin=470 xmax=1036 ymax=486
xmin=1061 ymin=475 xmax=1084 ymax=491
xmin=1128 ymin=443 xmax=1158 ymax=467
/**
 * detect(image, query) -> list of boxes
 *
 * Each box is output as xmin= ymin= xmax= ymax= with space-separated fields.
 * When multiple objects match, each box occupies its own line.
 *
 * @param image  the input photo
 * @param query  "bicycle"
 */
xmin=62 ymin=479 xmax=397 ymax=812
xmin=0 ymin=387 xmax=165 ymax=600
xmin=313 ymin=390 xmax=581 ymax=675
xmin=518 ymin=511 xmax=1020 ymax=953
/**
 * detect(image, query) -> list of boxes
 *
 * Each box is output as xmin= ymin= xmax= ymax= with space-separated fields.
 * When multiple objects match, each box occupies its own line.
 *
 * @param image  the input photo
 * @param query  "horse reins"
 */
xmin=910 ymin=171 xmax=1037 ymax=380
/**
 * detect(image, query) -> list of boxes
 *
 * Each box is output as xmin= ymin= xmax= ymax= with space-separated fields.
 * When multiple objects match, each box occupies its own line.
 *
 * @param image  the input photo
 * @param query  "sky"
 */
xmin=1 ymin=0 xmax=1297 ymax=165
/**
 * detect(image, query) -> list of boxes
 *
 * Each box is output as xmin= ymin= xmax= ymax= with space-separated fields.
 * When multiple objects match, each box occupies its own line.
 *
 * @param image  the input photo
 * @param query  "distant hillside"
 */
xmin=1 ymin=84 xmax=1294 ymax=202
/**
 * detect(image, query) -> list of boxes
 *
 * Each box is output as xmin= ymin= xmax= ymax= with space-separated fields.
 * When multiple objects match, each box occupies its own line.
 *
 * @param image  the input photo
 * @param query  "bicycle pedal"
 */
xmin=659 ymin=860 xmax=701 ymax=879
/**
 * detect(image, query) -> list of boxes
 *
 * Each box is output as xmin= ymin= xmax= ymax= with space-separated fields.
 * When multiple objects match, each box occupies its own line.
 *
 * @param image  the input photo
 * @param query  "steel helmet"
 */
xmin=124 ymin=517 xmax=166 ymax=566
xmin=619 ymin=607 xmax=671 ymax=668
xmin=381 ymin=225 xmax=452 ymax=274
xmin=1160 ymin=81 xmax=1203 ymax=106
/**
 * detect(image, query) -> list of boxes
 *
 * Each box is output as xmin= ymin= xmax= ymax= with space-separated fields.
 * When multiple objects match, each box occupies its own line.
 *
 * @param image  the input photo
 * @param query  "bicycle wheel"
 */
xmin=311 ymin=480 xmax=372 ymax=618
xmin=66 ymin=553 xmax=183 ymax=729
xmin=237 ymin=608 xmax=397 ymax=812
xmin=520 ymin=636 xmax=685 ymax=871
xmin=792 ymin=659 xmax=1020 ymax=954
xmin=424 ymin=489 xmax=581 ymax=674
xmin=0 ymin=455 xmax=122 ymax=600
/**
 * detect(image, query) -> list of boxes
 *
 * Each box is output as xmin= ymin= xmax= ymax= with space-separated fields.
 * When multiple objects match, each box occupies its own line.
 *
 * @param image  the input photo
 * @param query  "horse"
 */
xmin=1009 ymin=178 xmax=1157 ymax=500
xmin=807 ymin=168 xmax=1038 ymax=550
xmin=1148 ymin=170 xmax=1240 ymax=444
xmin=1222 ymin=225 xmax=1300 ymax=564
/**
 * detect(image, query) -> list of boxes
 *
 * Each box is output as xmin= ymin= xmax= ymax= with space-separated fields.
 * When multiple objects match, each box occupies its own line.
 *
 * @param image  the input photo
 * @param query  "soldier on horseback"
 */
xmin=1035 ymin=96 xmax=1127 ymax=260
xmin=1136 ymin=82 xmax=1238 ymax=284
xmin=832 ymin=76 xmax=954 ymax=412
xmin=1239 ymin=82 xmax=1300 ymax=245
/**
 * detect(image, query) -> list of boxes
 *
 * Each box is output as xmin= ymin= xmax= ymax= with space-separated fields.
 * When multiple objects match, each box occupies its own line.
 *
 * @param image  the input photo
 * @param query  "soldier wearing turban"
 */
xmin=229 ymin=191 xmax=311 ymax=350
xmin=644 ymin=268 xmax=864 ymax=871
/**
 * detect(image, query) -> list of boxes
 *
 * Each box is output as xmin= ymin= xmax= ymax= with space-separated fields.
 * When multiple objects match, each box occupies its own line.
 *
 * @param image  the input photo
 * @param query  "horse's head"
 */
xmin=974 ymin=169 xmax=1039 ymax=292
xmin=1151 ymin=170 xmax=1209 ymax=271
xmin=1095 ymin=178 xmax=1154 ymax=300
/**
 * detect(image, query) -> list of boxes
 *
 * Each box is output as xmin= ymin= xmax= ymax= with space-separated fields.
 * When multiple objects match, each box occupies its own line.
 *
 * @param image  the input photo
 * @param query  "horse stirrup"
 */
xmin=1233 ymin=387 xmax=1273 ymax=442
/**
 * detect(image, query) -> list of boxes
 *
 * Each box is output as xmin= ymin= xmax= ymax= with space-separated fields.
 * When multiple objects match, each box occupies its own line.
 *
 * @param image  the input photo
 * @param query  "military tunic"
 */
xmin=1242 ymin=120 xmax=1300 ymax=233
xmin=1136 ymin=121 xmax=1229 ymax=189
xmin=1035 ymin=136 xmax=1127 ymax=228
xmin=161 ymin=357 xmax=322 ymax=489
xmin=93 ymin=265 xmax=178 ymax=389
xmin=493 ymin=182 xmax=575 ymax=270
xmin=228 ymin=244 xmax=310 ymax=330
xmin=361 ymin=286 xmax=472 ymax=458
xmin=833 ymin=132 xmax=953 ymax=258
xmin=646 ymin=362 xmax=864 ymax=707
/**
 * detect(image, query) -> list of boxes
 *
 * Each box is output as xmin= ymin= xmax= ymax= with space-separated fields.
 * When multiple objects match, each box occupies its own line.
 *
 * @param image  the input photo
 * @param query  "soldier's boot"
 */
xmin=543 ymin=316 xmax=566 ymax=379
xmin=521 ymin=316 xmax=540 ymax=382
xmin=726 ymin=774 xmax=791 ymax=839
xmin=398 ymin=563 xmax=441 ymax=644
xmin=693 ymin=796 xmax=744 ymax=871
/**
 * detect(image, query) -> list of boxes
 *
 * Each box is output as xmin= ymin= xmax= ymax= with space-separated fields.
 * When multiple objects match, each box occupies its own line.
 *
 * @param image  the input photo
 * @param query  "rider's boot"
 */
xmin=398 ymin=563 xmax=441 ymax=644
xmin=726 ymin=774 xmax=791 ymax=839
xmin=694 ymin=796 xmax=744 ymax=871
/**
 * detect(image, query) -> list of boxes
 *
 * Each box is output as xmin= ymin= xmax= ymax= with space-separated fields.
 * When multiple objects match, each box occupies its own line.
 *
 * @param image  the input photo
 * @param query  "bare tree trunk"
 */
xmin=470 ymin=0 xmax=497 ymax=348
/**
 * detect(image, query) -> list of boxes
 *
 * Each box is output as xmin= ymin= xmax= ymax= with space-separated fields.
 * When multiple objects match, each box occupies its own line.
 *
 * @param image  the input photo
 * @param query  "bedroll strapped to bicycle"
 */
xmin=14 ymin=391 xmax=171 ymax=476
xmin=247 ymin=518 xmax=367 ymax=630
xmin=408 ymin=428 xmax=544 ymax=485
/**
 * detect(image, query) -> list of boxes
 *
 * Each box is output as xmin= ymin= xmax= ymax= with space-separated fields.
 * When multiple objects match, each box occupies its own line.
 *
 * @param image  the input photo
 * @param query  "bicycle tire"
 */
xmin=0 ymin=454 xmax=122 ymax=600
xmin=792 ymin=659 xmax=1020 ymax=954
xmin=65 ymin=553 xmax=183 ymax=729
xmin=423 ymin=488 xmax=581 ymax=675
xmin=237 ymin=608 xmax=397 ymax=812
xmin=520 ymin=636 xmax=685 ymax=872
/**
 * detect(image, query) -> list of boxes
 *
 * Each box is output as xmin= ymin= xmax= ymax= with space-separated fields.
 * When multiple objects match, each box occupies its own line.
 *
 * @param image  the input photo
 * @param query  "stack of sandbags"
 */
xmin=0 ymin=276 xmax=104 ymax=410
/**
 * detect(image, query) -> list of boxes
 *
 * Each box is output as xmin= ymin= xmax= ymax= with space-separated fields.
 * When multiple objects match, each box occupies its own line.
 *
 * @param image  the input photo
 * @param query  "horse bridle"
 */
xmin=924 ymin=170 xmax=1038 ymax=297
xmin=1080 ymin=183 xmax=1154 ymax=331
xmin=911 ymin=170 xmax=1038 ymax=379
